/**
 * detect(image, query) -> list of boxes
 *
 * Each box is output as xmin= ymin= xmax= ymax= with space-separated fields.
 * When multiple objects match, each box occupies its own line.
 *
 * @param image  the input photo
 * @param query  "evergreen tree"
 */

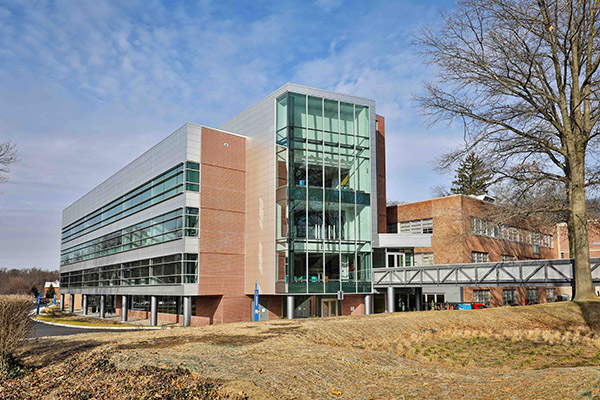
xmin=30 ymin=285 xmax=39 ymax=297
xmin=450 ymin=153 xmax=492 ymax=196
xmin=45 ymin=284 xmax=55 ymax=299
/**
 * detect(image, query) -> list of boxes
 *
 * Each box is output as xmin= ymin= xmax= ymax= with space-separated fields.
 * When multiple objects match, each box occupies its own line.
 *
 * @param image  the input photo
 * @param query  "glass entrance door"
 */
xmin=321 ymin=299 xmax=338 ymax=317
xmin=387 ymin=252 xmax=406 ymax=268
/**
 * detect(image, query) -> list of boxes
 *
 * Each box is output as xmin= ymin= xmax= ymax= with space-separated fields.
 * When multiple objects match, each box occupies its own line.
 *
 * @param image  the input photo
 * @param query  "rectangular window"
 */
xmin=503 ymin=289 xmax=517 ymax=306
xmin=526 ymin=288 xmax=539 ymax=304
xmin=546 ymin=288 xmax=556 ymax=302
xmin=399 ymin=218 xmax=433 ymax=234
xmin=501 ymin=255 xmax=516 ymax=261
xmin=473 ymin=289 xmax=491 ymax=306
xmin=414 ymin=253 xmax=434 ymax=266
xmin=472 ymin=251 xmax=489 ymax=263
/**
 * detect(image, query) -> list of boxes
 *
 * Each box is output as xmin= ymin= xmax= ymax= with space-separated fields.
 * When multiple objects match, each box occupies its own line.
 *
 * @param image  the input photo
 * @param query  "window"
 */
xmin=546 ymin=288 xmax=556 ymax=302
xmin=501 ymin=255 xmax=516 ymax=262
xmin=399 ymin=218 xmax=433 ymax=234
xmin=472 ymin=251 xmax=489 ymax=263
xmin=532 ymin=244 xmax=540 ymax=255
xmin=414 ymin=253 xmax=434 ymax=266
xmin=470 ymin=216 xmax=553 ymax=249
xmin=503 ymin=289 xmax=517 ymax=305
xmin=387 ymin=223 xmax=398 ymax=233
xmin=526 ymin=288 xmax=539 ymax=304
xmin=473 ymin=289 xmax=491 ymax=306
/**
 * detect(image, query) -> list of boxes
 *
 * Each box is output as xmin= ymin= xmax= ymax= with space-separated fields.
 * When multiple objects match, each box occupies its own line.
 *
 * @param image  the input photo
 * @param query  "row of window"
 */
xmin=60 ymin=253 xmax=198 ymax=287
xmin=276 ymin=93 xmax=370 ymax=148
xmin=129 ymin=295 xmax=197 ymax=315
xmin=470 ymin=217 xmax=553 ymax=248
xmin=471 ymin=251 xmax=539 ymax=263
xmin=62 ymin=162 xmax=200 ymax=244
xmin=60 ymin=208 xmax=199 ymax=266
xmin=387 ymin=218 xmax=433 ymax=235
xmin=473 ymin=288 xmax=556 ymax=306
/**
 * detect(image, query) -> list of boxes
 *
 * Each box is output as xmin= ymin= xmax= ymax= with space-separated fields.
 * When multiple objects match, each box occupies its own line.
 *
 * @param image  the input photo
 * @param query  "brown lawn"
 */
xmin=4 ymin=301 xmax=600 ymax=399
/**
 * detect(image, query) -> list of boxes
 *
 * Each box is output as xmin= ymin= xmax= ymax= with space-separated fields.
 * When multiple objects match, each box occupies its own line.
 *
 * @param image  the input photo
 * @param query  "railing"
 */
xmin=373 ymin=258 xmax=600 ymax=287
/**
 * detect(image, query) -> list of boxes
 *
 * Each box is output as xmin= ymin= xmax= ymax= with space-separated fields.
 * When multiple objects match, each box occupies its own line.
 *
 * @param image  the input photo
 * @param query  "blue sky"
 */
xmin=0 ymin=0 xmax=461 ymax=269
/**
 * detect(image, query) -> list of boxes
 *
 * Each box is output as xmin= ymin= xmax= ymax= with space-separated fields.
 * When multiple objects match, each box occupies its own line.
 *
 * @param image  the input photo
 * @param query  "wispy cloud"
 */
xmin=0 ymin=0 xmax=460 ymax=268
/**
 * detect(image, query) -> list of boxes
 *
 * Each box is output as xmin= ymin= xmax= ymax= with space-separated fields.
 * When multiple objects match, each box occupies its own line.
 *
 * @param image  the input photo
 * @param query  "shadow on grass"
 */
xmin=17 ymin=339 xmax=104 ymax=369
xmin=574 ymin=300 xmax=600 ymax=332
xmin=116 ymin=325 xmax=304 ymax=351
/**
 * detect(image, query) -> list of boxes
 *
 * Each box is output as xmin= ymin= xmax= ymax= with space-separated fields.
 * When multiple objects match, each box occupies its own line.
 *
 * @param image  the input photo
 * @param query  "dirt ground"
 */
xmin=5 ymin=301 xmax=600 ymax=399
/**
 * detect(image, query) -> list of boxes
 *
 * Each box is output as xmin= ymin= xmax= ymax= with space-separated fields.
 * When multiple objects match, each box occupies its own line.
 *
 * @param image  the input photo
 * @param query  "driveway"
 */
xmin=28 ymin=320 xmax=119 ymax=338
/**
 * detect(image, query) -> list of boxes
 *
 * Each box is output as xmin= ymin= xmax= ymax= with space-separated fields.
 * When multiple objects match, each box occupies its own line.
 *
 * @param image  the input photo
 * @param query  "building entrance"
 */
xmin=321 ymin=298 xmax=338 ymax=317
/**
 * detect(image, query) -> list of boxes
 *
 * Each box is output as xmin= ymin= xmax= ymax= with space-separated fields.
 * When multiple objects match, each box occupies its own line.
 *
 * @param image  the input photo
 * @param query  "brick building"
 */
xmin=386 ymin=195 xmax=563 ymax=307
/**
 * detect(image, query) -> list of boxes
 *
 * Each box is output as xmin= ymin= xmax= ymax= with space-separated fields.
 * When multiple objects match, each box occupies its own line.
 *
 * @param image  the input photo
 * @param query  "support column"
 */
xmin=286 ymin=295 xmax=294 ymax=320
xmin=99 ymin=295 xmax=106 ymax=318
xmin=121 ymin=295 xmax=128 ymax=322
xmin=82 ymin=295 xmax=88 ymax=316
xmin=150 ymin=296 xmax=158 ymax=326
xmin=60 ymin=294 xmax=65 ymax=311
xmin=415 ymin=288 xmax=423 ymax=311
xmin=364 ymin=294 xmax=372 ymax=315
xmin=183 ymin=296 xmax=191 ymax=327
xmin=69 ymin=294 xmax=74 ymax=313
xmin=387 ymin=287 xmax=395 ymax=313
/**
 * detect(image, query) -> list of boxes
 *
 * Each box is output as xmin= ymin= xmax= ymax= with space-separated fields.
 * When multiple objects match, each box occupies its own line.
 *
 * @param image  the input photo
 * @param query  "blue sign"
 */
xmin=53 ymin=294 xmax=56 ymax=305
xmin=254 ymin=282 xmax=259 ymax=321
xmin=36 ymin=295 xmax=40 ymax=315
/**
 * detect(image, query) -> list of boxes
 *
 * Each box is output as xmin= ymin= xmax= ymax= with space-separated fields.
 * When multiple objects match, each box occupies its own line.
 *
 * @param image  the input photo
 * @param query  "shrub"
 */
xmin=0 ymin=295 xmax=34 ymax=378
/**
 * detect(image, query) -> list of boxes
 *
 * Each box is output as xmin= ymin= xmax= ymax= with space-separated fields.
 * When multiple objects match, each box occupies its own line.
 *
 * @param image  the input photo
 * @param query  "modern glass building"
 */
xmin=59 ymin=84 xmax=426 ymax=325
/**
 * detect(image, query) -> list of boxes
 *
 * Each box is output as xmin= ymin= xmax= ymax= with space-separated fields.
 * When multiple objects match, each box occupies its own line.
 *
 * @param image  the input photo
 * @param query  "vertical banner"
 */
xmin=53 ymin=294 xmax=56 ymax=305
xmin=36 ymin=295 xmax=40 ymax=315
xmin=254 ymin=281 xmax=259 ymax=322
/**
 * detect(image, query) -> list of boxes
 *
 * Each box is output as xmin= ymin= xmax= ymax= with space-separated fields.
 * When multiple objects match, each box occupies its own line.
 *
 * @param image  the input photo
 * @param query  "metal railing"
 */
xmin=373 ymin=258 xmax=600 ymax=287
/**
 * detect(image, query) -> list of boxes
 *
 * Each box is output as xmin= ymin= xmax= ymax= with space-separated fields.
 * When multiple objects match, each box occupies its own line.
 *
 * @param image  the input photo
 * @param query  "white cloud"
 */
xmin=0 ymin=0 xmax=461 ymax=268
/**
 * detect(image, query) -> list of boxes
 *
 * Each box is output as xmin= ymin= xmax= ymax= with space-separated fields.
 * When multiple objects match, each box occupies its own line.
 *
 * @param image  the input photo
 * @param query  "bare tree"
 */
xmin=417 ymin=0 xmax=600 ymax=300
xmin=0 ymin=141 xmax=17 ymax=184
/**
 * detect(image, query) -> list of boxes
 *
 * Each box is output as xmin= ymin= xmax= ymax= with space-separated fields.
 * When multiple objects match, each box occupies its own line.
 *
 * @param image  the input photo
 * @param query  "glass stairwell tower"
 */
xmin=275 ymin=92 xmax=372 ymax=295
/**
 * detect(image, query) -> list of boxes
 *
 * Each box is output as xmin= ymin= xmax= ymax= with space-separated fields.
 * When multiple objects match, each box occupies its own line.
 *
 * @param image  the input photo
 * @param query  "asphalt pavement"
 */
xmin=28 ymin=320 xmax=119 ymax=338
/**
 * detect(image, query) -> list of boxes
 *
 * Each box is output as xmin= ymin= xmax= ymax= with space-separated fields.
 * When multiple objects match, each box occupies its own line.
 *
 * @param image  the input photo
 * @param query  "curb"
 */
xmin=32 ymin=317 xmax=169 ymax=331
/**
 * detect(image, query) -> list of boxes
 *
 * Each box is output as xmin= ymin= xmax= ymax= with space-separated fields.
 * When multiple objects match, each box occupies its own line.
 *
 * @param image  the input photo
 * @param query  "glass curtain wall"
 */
xmin=276 ymin=92 xmax=372 ymax=294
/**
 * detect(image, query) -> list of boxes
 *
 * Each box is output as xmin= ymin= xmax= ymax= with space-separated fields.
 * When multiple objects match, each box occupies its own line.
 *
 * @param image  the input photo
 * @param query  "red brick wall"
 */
xmin=376 ymin=115 xmax=387 ymax=233
xmin=387 ymin=195 xmax=556 ymax=264
xmin=341 ymin=294 xmax=365 ymax=316
xmin=199 ymin=128 xmax=246 ymax=301
xmin=556 ymin=222 xmax=600 ymax=259
xmin=463 ymin=286 xmax=562 ymax=307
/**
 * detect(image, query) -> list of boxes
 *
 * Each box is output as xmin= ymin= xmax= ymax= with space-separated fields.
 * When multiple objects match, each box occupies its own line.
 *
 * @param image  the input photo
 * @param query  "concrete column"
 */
xmin=150 ymin=295 xmax=158 ymax=326
xmin=364 ymin=294 xmax=372 ymax=315
xmin=69 ymin=294 xmax=74 ymax=313
xmin=183 ymin=296 xmax=191 ymax=327
xmin=286 ymin=295 xmax=294 ymax=320
xmin=60 ymin=294 xmax=65 ymax=311
xmin=99 ymin=295 xmax=105 ymax=318
xmin=82 ymin=295 xmax=88 ymax=316
xmin=121 ymin=295 xmax=128 ymax=322
xmin=415 ymin=288 xmax=423 ymax=311
xmin=387 ymin=287 xmax=395 ymax=313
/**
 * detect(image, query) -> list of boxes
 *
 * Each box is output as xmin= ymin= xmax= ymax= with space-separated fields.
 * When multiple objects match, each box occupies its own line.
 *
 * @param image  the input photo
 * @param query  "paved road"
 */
xmin=28 ymin=321 xmax=119 ymax=338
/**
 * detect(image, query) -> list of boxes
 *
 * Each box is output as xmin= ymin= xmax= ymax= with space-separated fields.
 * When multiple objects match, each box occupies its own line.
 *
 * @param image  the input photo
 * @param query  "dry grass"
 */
xmin=5 ymin=301 xmax=600 ymax=399
xmin=0 ymin=295 xmax=34 ymax=377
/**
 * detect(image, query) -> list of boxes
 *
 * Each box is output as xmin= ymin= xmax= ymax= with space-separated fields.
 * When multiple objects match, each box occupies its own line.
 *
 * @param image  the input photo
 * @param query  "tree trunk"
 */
xmin=568 ymin=157 xmax=596 ymax=300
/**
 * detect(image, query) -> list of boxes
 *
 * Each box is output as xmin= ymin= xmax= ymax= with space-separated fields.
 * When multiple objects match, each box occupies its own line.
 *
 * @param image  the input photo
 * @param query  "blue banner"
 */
xmin=254 ymin=282 xmax=259 ymax=321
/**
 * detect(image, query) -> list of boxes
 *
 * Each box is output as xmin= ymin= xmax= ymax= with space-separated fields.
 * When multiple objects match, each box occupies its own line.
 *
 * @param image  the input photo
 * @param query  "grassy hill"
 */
xmin=5 ymin=301 xmax=600 ymax=399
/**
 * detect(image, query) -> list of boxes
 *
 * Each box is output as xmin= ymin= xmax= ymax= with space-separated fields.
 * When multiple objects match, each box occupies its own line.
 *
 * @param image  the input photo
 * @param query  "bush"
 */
xmin=0 ymin=295 xmax=34 ymax=378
